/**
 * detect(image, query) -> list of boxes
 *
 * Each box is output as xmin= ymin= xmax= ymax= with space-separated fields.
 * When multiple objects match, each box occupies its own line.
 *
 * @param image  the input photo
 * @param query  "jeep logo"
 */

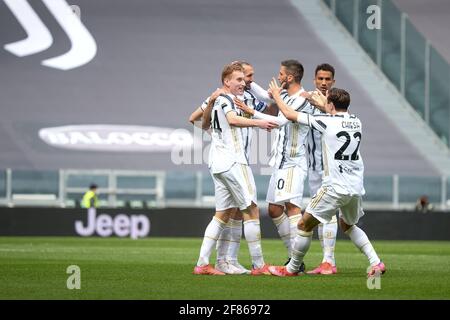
xmin=75 ymin=208 xmax=150 ymax=239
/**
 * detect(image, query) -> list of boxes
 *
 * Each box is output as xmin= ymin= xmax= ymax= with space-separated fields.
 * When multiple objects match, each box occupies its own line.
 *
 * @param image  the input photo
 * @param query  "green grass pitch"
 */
xmin=0 ymin=237 xmax=449 ymax=299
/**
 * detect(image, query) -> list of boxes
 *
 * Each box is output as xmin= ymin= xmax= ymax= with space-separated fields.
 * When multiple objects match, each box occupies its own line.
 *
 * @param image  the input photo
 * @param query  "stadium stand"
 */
xmin=0 ymin=0 xmax=448 ymax=209
xmin=298 ymin=0 xmax=450 ymax=175
xmin=393 ymin=0 xmax=450 ymax=64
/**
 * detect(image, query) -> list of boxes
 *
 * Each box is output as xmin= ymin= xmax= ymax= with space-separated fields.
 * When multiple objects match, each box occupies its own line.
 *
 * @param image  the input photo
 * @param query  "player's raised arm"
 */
xmin=303 ymin=90 xmax=329 ymax=113
xmin=189 ymin=107 xmax=204 ymax=125
xmin=189 ymin=95 xmax=213 ymax=128
xmin=249 ymin=81 xmax=273 ymax=104
xmin=201 ymin=98 xmax=214 ymax=130
xmin=248 ymin=82 xmax=278 ymax=116
xmin=201 ymin=88 xmax=226 ymax=130
xmin=268 ymin=78 xmax=300 ymax=122
xmin=268 ymin=78 xmax=327 ymax=131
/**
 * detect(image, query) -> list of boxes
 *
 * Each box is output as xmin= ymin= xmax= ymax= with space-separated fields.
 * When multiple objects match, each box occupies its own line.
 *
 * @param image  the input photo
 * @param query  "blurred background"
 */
xmin=0 ymin=0 xmax=449 ymax=215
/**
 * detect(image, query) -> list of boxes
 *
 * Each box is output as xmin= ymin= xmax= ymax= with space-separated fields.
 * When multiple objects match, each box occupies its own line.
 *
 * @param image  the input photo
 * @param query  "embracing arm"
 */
xmin=233 ymin=97 xmax=289 ymax=127
xmin=201 ymin=97 xmax=215 ymax=130
xmin=249 ymin=82 xmax=273 ymax=104
xmin=226 ymin=111 xmax=278 ymax=131
xmin=268 ymin=79 xmax=328 ymax=132
xmin=189 ymin=107 xmax=204 ymax=126
xmin=200 ymin=88 xmax=226 ymax=130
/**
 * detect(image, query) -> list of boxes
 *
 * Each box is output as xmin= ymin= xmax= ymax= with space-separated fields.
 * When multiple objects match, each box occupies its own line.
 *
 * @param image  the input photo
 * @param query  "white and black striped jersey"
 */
xmin=240 ymin=89 xmax=267 ymax=160
xmin=201 ymin=89 xmax=267 ymax=161
xmin=296 ymin=111 xmax=365 ymax=196
xmin=269 ymin=88 xmax=315 ymax=169
xmin=307 ymin=107 xmax=325 ymax=174
xmin=208 ymin=94 xmax=249 ymax=174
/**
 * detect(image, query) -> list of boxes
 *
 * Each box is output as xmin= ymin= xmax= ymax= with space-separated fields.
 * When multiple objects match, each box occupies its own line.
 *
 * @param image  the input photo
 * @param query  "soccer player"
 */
xmin=189 ymin=61 xmax=269 ymax=275
xmin=193 ymin=63 xmax=277 ymax=275
xmin=214 ymin=61 xmax=270 ymax=274
xmin=266 ymin=81 xmax=386 ymax=277
xmin=306 ymin=64 xmax=339 ymax=275
xmin=235 ymin=60 xmax=314 ymax=266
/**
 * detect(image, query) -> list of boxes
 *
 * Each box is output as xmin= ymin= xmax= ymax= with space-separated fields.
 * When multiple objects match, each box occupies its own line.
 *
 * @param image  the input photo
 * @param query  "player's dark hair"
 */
xmin=89 ymin=183 xmax=98 ymax=190
xmin=327 ymin=88 xmax=350 ymax=110
xmin=221 ymin=63 xmax=244 ymax=84
xmin=281 ymin=59 xmax=304 ymax=83
xmin=315 ymin=63 xmax=335 ymax=78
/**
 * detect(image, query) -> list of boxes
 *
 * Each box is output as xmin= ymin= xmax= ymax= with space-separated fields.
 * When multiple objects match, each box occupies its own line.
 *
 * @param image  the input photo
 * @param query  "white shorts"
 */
xmin=308 ymin=169 xmax=323 ymax=198
xmin=306 ymin=186 xmax=364 ymax=225
xmin=211 ymin=163 xmax=257 ymax=211
xmin=266 ymin=165 xmax=307 ymax=208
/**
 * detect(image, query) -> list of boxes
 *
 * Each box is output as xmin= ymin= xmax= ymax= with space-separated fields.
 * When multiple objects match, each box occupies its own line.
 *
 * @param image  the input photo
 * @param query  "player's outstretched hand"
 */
xmin=233 ymin=98 xmax=253 ymax=115
xmin=257 ymin=119 xmax=278 ymax=132
xmin=268 ymin=78 xmax=282 ymax=99
xmin=307 ymin=90 xmax=328 ymax=109
xmin=300 ymin=91 xmax=312 ymax=99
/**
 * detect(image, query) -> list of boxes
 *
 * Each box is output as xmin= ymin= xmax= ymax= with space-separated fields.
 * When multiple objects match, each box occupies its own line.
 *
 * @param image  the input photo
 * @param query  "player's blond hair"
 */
xmin=221 ymin=63 xmax=244 ymax=84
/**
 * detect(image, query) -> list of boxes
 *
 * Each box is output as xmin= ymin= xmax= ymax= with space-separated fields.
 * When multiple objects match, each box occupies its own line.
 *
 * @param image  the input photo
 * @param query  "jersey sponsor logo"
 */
xmin=3 ymin=0 xmax=97 ymax=70
xmin=39 ymin=125 xmax=196 ymax=152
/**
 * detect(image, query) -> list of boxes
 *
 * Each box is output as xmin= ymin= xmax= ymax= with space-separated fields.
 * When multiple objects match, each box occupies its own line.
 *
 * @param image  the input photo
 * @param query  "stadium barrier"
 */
xmin=0 ymin=207 xmax=449 ymax=240
xmin=1 ymin=169 xmax=449 ymax=210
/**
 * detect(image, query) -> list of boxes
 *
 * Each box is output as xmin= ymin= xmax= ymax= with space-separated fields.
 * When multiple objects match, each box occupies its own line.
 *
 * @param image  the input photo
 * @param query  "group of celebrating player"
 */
xmin=189 ymin=59 xmax=386 ymax=277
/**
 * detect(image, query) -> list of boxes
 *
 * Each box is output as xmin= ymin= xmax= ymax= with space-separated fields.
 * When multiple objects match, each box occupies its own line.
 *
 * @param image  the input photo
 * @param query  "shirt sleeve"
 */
xmin=254 ymin=110 xmax=290 ymax=127
xmin=296 ymin=113 xmax=328 ymax=133
xmin=254 ymin=99 xmax=267 ymax=113
xmin=249 ymin=82 xmax=273 ymax=104
xmin=218 ymin=96 xmax=235 ymax=115
xmin=290 ymin=96 xmax=317 ymax=114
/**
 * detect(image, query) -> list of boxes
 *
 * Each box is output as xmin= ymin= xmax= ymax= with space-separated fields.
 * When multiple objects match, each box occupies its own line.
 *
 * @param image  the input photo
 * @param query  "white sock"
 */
xmin=289 ymin=214 xmax=302 ymax=257
xmin=197 ymin=217 xmax=226 ymax=266
xmin=244 ymin=219 xmax=265 ymax=269
xmin=226 ymin=218 xmax=243 ymax=262
xmin=272 ymin=214 xmax=291 ymax=256
xmin=216 ymin=220 xmax=232 ymax=262
xmin=287 ymin=230 xmax=313 ymax=273
xmin=317 ymin=223 xmax=324 ymax=250
xmin=322 ymin=220 xmax=337 ymax=266
xmin=345 ymin=225 xmax=380 ymax=266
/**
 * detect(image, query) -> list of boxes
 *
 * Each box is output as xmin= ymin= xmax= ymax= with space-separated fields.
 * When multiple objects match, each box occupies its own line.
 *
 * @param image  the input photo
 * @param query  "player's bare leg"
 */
xmin=339 ymin=218 xmax=385 ymax=276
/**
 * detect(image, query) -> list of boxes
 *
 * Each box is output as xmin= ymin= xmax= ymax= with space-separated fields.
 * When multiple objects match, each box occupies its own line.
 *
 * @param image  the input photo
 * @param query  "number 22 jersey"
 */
xmin=297 ymin=111 xmax=365 ymax=196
